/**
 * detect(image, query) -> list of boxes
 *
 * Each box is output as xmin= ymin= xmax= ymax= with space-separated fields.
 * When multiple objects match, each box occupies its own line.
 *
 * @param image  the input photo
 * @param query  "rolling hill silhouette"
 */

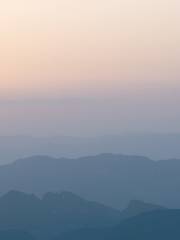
xmin=0 ymin=190 xmax=121 ymax=239
xmin=0 ymin=190 xmax=165 ymax=239
xmin=0 ymin=154 xmax=179 ymax=209
xmin=1 ymin=134 xmax=180 ymax=163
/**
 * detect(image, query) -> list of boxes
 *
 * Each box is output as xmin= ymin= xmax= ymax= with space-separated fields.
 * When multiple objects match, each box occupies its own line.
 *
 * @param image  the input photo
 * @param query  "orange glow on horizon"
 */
xmin=0 ymin=0 xmax=180 ymax=99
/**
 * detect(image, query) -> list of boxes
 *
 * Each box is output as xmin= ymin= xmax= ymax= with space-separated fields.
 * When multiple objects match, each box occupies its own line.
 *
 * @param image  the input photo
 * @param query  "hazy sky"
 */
xmin=0 ymin=0 xmax=180 ymax=136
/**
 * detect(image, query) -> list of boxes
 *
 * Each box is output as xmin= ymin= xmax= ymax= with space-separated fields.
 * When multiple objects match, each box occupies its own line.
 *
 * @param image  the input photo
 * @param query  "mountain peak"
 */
xmin=121 ymin=200 xmax=165 ymax=219
xmin=127 ymin=200 xmax=164 ymax=210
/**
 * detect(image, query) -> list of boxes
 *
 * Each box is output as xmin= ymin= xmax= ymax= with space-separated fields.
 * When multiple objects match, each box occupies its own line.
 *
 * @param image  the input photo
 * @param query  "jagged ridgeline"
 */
xmin=0 ymin=189 xmax=166 ymax=239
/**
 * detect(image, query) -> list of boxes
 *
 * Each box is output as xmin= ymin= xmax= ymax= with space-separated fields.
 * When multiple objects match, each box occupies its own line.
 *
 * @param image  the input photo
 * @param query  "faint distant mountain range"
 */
xmin=0 ymin=153 xmax=180 ymax=209
xmin=0 ymin=190 xmax=163 ymax=240
xmin=1 ymin=133 xmax=180 ymax=163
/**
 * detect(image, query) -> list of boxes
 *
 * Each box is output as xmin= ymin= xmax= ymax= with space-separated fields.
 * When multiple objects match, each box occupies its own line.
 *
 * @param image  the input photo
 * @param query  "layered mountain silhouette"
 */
xmin=0 ymin=190 xmax=121 ymax=239
xmin=0 ymin=190 xmax=164 ymax=240
xmin=58 ymin=210 xmax=180 ymax=240
xmin=0 ymin=154 xmax=179 ymax=209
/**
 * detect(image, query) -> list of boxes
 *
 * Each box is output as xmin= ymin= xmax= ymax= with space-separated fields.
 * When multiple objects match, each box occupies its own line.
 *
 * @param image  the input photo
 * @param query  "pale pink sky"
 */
xmin=0 ymin=0 xmax=180 ymax=135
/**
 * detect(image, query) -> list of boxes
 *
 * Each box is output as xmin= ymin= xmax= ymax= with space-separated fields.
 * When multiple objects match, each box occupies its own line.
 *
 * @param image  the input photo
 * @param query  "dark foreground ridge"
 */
xmin=0 ymin=230 xmax=34 ymax=240
xmin=0 ymin=190 xmax=164 ymax=240
xmin=58 ymin=210 xmax=180 ymax=240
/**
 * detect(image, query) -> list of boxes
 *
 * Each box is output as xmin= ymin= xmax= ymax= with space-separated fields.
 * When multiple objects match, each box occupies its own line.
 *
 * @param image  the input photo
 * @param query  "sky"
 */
xmin=0 ymin=0 xmax=180 ymax=136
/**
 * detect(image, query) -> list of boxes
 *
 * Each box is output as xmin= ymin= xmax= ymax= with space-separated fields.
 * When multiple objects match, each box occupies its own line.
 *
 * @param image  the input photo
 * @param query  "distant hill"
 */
xmin=1 ymin=133 xmax=180 ymax=163
xmin=58 ymin=210 xmax=180 ymax=240
xmin=0 ymin=190 xmax=121 ymax=239
xmin=0 ymin=154 xmax=180 ymax=209
xmin=120 ymin=200 xmax=165 ymax=219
